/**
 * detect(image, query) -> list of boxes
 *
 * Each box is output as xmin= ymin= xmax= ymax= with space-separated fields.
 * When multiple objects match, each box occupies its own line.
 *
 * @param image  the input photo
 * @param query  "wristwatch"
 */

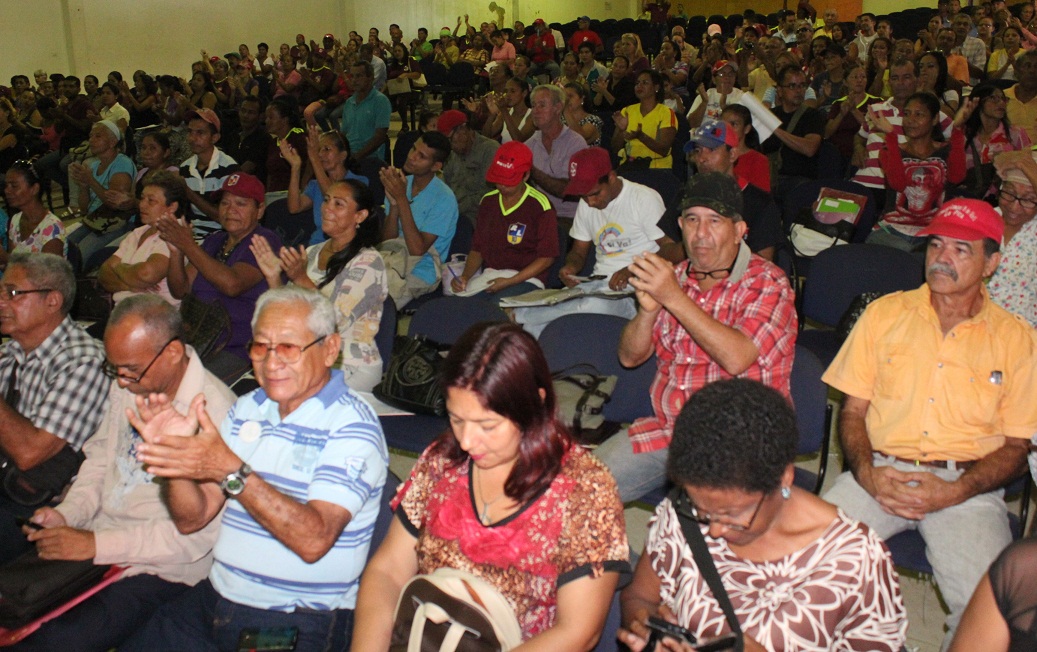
xmin=220 ymin=463 xmax=253 ymax=498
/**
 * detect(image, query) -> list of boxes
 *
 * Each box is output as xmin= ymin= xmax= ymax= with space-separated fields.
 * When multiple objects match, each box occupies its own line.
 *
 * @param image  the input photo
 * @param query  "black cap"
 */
xmin=680 ymin=173 xmax=744 ymax=220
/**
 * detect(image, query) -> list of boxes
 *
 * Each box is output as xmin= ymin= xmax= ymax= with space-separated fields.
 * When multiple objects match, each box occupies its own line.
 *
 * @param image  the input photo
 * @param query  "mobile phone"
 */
xmin=15 ymin=517 xmax=43 ymax=531
xmin=236 ymin=626 xmax=298 ymax=652
xmin=646 ymin=616 xmax=696 ymax=644
xmin=695 ymin=633 xmax=740 ymax=651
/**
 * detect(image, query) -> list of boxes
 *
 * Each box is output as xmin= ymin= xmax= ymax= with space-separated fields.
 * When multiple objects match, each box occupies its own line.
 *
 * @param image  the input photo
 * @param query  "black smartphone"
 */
xmin=15 ymin=517 xmax=43 ymax=531
xmin=695 ymin=633 xmax=740 ymax=651
xmin=646 ymin=616 xmax=696 ymax=644
xmin=236 ymin=626 xmax=299 ymax=652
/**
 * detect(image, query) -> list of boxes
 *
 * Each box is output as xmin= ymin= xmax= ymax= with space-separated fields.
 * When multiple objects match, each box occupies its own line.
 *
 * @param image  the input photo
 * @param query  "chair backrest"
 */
xmin=179 ymin=294 xmax=232 ymax=363
xmin=353 ymin=156 xmax=390 ymax=208
xmin=790 ymin=343 xmax=829 ymax=457
xmin=262 ymin=198 xmax=315 ymax=248
xmin=376 ymin=295 xmax=397 ymax=373
xmin=448 ymin=215 xmax=474 ymax=259
xmin=618 ymin=169 xmax=680 ymax=209
xmin=422 ymin=61 xmax=449 ymax=86
xmin=801 ymin=244 xmax=924 ymax=327
xmin=408 ymin=296 xmax=509 ymax=346
xmin=367 ymin=471 xmax=402 ymax=562
xmin=538 ymin=313 xmax=655 ymax=424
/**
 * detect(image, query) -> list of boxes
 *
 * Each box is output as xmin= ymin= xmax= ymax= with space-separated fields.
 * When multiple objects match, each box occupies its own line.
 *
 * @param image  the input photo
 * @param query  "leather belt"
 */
xmin=889 ymin=455 xmax=976 ymax=471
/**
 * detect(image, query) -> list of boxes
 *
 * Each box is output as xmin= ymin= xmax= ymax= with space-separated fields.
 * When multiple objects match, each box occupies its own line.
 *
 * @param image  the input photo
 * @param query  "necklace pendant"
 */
xmin=479 ymin=504 xmax=491 ymax=525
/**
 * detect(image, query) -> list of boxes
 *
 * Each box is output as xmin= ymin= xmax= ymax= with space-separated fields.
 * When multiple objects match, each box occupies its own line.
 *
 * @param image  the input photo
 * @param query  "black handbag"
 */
xmin=0 ymin=548 xmax=111 ymax=629
xmin=374 ymin=335 xmax=449 ymax=416
xmin=0 ymin=446 xmax=85 ymax=508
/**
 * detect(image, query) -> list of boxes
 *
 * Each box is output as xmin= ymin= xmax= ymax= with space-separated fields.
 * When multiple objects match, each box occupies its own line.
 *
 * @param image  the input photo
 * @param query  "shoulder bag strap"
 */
xmin=787 ymin=104 xmax=809 ymax=135
xmin=670 ymin=486 xmax=745 ymax=651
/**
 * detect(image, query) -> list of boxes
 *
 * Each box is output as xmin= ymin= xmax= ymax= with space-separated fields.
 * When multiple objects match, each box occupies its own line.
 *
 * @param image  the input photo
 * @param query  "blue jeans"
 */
xmin=593 ymin=427 xmax=670 ymax=504
xmin=120 ymin=579 xmax=354 ymax=652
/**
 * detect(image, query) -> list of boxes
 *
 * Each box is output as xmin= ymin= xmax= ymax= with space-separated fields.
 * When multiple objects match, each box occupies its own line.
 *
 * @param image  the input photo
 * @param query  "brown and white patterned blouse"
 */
xmin=647 ymin=498 xmax=908 ymax=651
xmin=393 ymin=444 xmax=630 ymax=640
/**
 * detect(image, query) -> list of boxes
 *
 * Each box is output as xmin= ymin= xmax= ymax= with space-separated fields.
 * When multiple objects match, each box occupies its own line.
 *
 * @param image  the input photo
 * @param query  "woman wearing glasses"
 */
xmin=250 ymin=178 xmax=387 ymax=392
xmin=619 ymin=379 xmax=907 ymax=652
xmin=353 ymin=322 xmax=629 ymax=650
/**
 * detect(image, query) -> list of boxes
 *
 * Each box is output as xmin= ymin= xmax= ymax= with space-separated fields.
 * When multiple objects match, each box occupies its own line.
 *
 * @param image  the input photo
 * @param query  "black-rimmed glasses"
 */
xmin=103 ymin=337 xmax=179 ymax=383
xmin=675 ymin=487 xmax=767 ymax=532
xmin=1000 ymin=188 xmax=1037 ymax=211
xmin=0 ymin=287 xmax=54 ymax=301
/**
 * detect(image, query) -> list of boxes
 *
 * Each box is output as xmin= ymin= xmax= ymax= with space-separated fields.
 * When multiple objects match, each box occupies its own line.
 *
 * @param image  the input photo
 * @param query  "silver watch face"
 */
xmin=223 ymin=474 xmax=246 ymax=496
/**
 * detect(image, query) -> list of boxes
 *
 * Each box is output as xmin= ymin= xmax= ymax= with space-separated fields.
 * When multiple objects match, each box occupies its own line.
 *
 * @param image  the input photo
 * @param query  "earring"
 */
xmin=781 ymin=486 xmax=791 ymax=500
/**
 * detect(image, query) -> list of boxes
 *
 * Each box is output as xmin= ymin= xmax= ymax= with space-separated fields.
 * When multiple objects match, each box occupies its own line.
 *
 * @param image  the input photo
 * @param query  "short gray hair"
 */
xmin=107 ymin=294 xmax=183 ymax=344
xmin=252 ymin=286 xmax=337 ymax=339
xmin=8 ymin=252 xmax=75 ymax=314
xmin=531 ymin=84 xmax=565 ymax=107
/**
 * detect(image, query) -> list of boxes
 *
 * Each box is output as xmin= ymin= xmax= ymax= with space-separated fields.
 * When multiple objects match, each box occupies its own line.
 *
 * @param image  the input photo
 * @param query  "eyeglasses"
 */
xmin=247 ymin=335 xmax=327 ymax=363
xmin=1000 ymin=188 xmax=1037 ymax=211
xmin=102 ymin=337 xmax=178 ymax=383
xmin=686 ymin=259 xmax=736 ymax=280
xmin=797 ymin=27 xmax=812 ymax=32
xmin=0 ymin=287 xmax=53 ymax=301
xmin=676 ymin=487 xmax=767 ymax=532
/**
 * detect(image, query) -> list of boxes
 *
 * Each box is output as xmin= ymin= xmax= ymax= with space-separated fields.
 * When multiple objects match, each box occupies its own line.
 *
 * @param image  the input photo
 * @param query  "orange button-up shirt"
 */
xmin=823 ymin=285 xmax=1037 ymax=461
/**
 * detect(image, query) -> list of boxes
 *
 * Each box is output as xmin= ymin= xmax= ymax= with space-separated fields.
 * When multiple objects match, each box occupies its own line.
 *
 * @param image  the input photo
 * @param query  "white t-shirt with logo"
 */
xmin=570 ymin=179 xmax=665 ymax=277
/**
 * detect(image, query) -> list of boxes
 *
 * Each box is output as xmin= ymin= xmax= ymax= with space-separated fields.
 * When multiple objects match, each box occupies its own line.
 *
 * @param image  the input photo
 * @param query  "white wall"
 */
xmin=3 ymin=0 xmax=643 ymax=84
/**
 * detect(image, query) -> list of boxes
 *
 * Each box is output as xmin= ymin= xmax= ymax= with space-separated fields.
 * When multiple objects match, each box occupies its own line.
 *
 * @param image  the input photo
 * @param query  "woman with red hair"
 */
xmin=353 ymin=322 xmax=629 ymax=650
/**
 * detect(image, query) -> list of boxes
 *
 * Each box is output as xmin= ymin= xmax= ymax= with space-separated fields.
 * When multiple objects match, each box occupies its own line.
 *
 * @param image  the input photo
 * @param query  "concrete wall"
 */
xmin=2 ymin=0 xmax=935 ymax=84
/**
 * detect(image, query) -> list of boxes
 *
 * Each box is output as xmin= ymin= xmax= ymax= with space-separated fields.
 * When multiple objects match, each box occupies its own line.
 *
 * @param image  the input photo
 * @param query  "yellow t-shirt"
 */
xmin=620 ymin=102 xmax=677 ymax=169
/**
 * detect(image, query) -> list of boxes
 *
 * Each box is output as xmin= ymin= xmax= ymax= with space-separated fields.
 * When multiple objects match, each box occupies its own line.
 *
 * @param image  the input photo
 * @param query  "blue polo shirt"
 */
xmin=340 ymin=90 xmax=392 ymax=161
xmin=209 ymin=371 xmax=388 ymax=611
xmin=384 ymin=175 xmax=459 ymax=285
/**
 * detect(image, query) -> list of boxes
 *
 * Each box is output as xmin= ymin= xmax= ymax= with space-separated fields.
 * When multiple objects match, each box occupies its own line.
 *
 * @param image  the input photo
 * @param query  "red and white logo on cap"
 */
xmin=570 ymin=161 xmax=579 ymax=177
xmin=227 ymin=174 xmax=240 ymax=187
xmin=943 ymin=203 xmax=978 ymax=223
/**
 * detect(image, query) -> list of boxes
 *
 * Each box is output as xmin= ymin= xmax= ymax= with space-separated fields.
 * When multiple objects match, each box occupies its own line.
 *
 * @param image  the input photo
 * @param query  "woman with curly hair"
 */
xmin=619 ymin=379 xmax=908 ymax=652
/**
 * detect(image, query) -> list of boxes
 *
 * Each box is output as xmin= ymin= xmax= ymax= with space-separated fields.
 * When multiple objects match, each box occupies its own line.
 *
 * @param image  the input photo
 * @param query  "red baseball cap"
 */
xmin=918 ymin=198 xmax=1004 ymax=243
xmin=436 ymin=110 xmax=467 ymax=135
xmin=186 ymin=108 xmax=221 ymax=133
xmin=486 ymin=141 xmax=533 ymax=186
xmin=564 ymin=147 xmax=613 ymax=196
xmin=221 ymin=172 xmax=265 ymax=205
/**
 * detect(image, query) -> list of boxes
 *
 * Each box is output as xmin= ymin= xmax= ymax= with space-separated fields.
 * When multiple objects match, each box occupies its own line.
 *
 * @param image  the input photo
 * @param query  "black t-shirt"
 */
xmin=742 ymin=184 xmax=785 ymax=253
xmin=221 ymin=127 xmax=271 ymax=183
xmin=990 ymin=536 xmax=1037 ymax=651
xmin=764 ymin=104 xmax=824 ymax=179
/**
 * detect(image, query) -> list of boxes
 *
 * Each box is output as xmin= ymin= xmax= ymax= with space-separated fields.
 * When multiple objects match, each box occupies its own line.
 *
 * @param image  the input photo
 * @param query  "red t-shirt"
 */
xmin=733 ymin=149 xmax=771 ymax=193
xmin=569 ymin=30 xmax=603 ymax=52
xmin=472 ymin=185 xmax=560 ymax=284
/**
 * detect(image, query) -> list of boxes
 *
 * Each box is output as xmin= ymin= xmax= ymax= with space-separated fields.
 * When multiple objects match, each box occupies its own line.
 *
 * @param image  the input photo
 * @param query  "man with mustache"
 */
xmin=822 ymin=198 xmax=1037 ymax=646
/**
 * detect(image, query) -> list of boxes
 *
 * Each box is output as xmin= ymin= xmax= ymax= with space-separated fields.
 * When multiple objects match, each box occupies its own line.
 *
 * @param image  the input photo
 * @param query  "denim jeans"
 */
xmin=120 ymin=579 xmax=355 ymax=652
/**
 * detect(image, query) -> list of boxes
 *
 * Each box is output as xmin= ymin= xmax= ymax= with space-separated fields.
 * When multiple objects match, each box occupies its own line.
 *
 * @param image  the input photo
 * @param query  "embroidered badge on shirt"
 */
xmin=508 ymin=222 xmax=526 ymax=244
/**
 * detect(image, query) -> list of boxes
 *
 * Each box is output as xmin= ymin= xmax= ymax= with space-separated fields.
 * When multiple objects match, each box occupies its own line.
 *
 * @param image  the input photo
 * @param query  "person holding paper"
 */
xmin=451 ymin=141 xmax=559 ymax=299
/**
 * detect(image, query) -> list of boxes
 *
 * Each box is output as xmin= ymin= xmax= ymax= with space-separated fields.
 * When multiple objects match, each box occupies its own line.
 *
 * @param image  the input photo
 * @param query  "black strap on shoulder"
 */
xmin=669 ymin=486 xmax=745 ymax=651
